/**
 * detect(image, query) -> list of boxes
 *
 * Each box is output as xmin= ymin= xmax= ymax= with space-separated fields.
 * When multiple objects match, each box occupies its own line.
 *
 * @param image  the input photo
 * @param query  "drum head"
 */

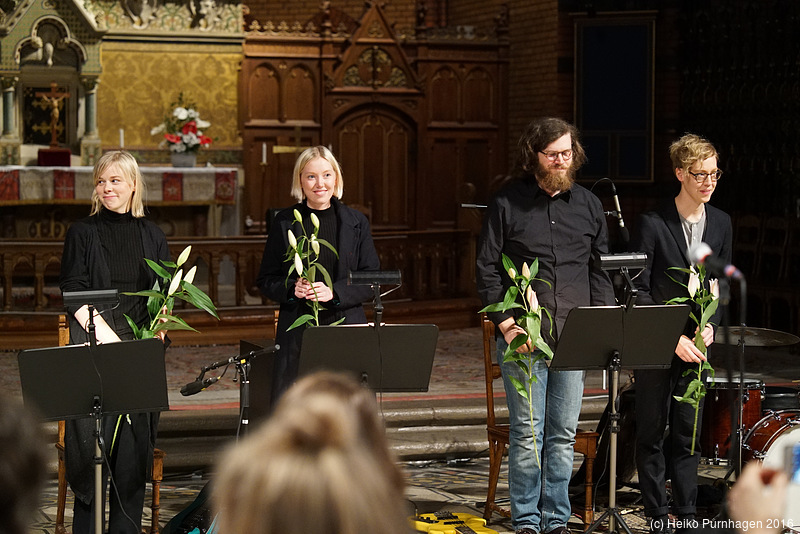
xmin=761 ymin=423 xmax=800 ymax=469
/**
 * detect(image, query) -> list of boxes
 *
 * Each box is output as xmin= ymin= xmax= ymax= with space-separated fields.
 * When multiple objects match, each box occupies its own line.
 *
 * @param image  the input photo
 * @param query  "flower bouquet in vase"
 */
xmin=151 ymin=93 xmax=212 ymax=167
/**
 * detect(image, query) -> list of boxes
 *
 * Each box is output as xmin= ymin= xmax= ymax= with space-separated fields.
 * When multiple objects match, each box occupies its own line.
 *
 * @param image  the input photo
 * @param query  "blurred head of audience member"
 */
xmin=213 ymin=372 xmax=409 ymax=534
xmin=0 ymin=393 xmax=48 ymax=534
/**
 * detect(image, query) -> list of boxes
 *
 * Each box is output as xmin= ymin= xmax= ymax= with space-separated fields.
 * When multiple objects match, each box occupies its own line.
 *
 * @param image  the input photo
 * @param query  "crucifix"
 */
xmin=36 ymin=82 xmax=70 ymax=148
xmin=272 ymin=126 xmax=313 ymax=155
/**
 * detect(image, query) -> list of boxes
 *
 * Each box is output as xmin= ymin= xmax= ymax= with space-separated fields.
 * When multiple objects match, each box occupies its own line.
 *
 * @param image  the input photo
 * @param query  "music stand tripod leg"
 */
xmin=93 ymin=396 xmax=104 ymax=534
xmin=585 ymin=352 xmax=634 ymax=534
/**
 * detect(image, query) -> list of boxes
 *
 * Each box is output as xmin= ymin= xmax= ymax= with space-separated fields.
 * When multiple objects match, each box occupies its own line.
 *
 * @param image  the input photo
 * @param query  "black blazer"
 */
xmin=629 ymin=200 xmax=732 ymax=337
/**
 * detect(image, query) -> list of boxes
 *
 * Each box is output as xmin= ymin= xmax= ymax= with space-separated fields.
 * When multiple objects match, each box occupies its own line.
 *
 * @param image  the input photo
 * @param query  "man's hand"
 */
xmin=498 ymin=318 xmax=533 ymax=353
xmin=675 ymin=334 xmax=707 ymax=363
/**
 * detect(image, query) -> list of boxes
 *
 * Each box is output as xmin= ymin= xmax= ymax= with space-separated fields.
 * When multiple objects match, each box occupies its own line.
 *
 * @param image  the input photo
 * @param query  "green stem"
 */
xmin=690 ymin=359 xmax=703 ymax=455
xmin=527 ymin=353 xmax=541 ymax=469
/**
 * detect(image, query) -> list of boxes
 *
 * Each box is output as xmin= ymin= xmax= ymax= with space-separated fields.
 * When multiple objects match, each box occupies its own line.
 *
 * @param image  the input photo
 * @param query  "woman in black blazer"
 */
xmin=256 ymin=146 xmax=380 ymax=405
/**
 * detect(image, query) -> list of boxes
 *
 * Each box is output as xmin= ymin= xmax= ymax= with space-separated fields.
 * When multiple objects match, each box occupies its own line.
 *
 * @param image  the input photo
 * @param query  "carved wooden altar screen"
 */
xmin=239 ymin=3 xmax=509 ymax=233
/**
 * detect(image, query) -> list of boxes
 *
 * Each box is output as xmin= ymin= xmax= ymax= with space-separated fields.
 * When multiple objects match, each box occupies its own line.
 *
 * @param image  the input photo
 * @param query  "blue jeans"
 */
xmin=497 ymin=336 xmax=585 ymax=532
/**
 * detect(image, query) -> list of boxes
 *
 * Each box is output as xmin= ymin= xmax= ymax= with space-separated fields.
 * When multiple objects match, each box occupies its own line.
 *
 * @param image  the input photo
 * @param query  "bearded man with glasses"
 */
xmin=477 ymin=117 xmax=615 ymax=534
xmin=629 ymin=133 xmax=732 ymax=534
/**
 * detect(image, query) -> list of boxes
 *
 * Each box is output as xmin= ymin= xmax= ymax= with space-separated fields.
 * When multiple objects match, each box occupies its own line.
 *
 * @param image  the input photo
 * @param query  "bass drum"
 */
xmin=742 ymin=409 xmax=800 ymax=466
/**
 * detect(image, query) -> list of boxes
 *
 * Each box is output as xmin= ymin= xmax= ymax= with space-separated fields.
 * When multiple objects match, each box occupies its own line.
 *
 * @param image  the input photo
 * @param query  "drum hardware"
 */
xmin=741 ymin=410 xmax=800 ymax=466
xmin=700 ymin=377 xmax=764 ymax=466
xmin=714 ymin=326 xmax=800 ymax=347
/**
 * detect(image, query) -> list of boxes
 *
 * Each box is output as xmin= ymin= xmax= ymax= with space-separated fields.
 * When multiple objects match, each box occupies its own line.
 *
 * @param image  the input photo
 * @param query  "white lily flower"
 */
xmin=521 ymin=262 xmax=531 ymax=279
xmin=196 ymin=119 xmax=211 ymax=129
xmin=709 ymin=278 xmax=720 ymax=300
xmin=287 ymin=230 xmax=297 ymax=248
xmin=293 ymin=209 xmax=302 ymax=222
xmin=168 ymin=269 xmax=183 ymax=296
xmin=150 ymin=124 xmax=165 ymax=135
xmin=507 ymin=267 xmax=516 ymax=279
xmin=526 ymin=286 xmax=539 ymax=311
xmin=311 ymin=236 xmax=320 ymax=255
xmin=173 ymin=107 xmax=189 ymax=121
xmin=294 ymin=253 xmax=303 ymax=276
xmin=177 ymin=245 xmax=192 ymax=267
xmin=311 ymin=213 xmax=320 ymax=229
xmin=687 ymin=267 xmax=701 ymax=297
xmin=183 ymin=265 xmax=197 ymax=285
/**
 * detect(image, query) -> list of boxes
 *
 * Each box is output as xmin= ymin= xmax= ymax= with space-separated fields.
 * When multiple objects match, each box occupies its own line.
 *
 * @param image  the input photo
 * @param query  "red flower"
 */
xmin=198 ymin=135 xmax=213 ymax=146
xmin=182 ymin=120 xmax=198 ymax=135
xmin=164 ymin=133 xmax=182 ymax=143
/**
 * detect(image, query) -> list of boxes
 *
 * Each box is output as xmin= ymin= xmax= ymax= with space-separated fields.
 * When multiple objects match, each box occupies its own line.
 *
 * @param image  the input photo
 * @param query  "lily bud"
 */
xmin=709 ymin=278 xmax=720 ymax=300
xmin=507 ymin=267 xmax=516 ymax=279
xmin=168 ymin=269 xmax=182 ymax=296
xmin=521 ymin=262 xmax=531 ymax=279
xmin=287 ymin=229 xmax=297 ymax=248
xmin=183 ymin=265 xmax=197 ymax=285
xmin=311 ymin=236 xmax=320 ymax=255
xmin=687 ymin=268 xmax=700 ymax=297
xmin=294 ymin=253 xmax=304 ymax=276
xmin=176 ymin=245 xmax=192 ymax=267
xmin=310 ymin=212 xmax=320 ymax=229
xmin=293 ymin=209 xmax=302 ymax=223
xmin=526 ymin=286 xmax=539 ymax=311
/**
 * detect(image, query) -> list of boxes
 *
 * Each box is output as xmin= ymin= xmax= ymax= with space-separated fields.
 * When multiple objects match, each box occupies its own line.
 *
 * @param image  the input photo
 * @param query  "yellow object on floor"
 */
xmin=411 ymin=511 xmax=499 ymax=534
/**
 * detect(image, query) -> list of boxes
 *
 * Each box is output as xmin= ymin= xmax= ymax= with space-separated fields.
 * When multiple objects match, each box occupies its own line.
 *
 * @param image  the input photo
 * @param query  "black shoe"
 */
xmin=516 ymin=529 xmax=537 ymax=534
xmin=650 ymin=516 xmax=673 ymax=534
xmin=544 ymin=528 xmax=571 ymax=534
xmin=675 ymin=514 xmax=698 ymax=534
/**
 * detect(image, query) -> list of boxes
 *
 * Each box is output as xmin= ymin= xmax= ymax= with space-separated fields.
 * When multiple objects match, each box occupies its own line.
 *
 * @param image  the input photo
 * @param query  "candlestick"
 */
xmin=261 ymin=142 xmax=267 ymax=164
xmin=119 ymin=129 xmax=125 ymax=148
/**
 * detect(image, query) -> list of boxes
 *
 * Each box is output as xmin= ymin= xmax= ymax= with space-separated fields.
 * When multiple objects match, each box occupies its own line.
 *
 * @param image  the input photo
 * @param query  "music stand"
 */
xmin=17 ymin=339 xmax=169 ymax=533
xmin=298 ymin=324 xmax=438 ymax=392
xmin=551 ymin=304 xmax=689 ymax=534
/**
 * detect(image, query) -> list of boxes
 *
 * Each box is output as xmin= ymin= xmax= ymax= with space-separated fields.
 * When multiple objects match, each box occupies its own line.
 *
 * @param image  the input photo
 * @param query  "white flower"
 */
xmin=709 ymin=278 xmax=720 ymax=300
xmin=173 ymin=107 xmax=189 ymax=121
xmin=287 ymin=230 xmax=297 ymax=248
xmin=293 ymin=209 xmax=302 ymax=222
xmin=177 ymin=245 xmax=192 ymax=267
xmin=687 ymin=267 xmax=701 ymax=297
xmin=507 ymin=267 xmax=516 ymax=279
xmin=196 ymin=119 xmax=211 ymax=129
xmin=150 ymin=123 xmax=165 ymax=135
xmin=183 ymin=265 xmax=197 ymax=285
xmin=521 ymin=262 xmax=531 ymax=279
xmin=311 ymin=236 xmax=320 ymax=255
xmin=310 ymin=213 xmax=320 ymax=230
xmin=294 ymin=253 xmax=303 ymax=276
xmin=168 ymin=269 xmax=182 ymax=296
xmin=526 ymin=286 xmax=539 ymax=311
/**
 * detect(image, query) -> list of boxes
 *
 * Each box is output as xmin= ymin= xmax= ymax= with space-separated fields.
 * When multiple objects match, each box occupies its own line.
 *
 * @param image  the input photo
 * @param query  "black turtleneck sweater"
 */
xmin=96 ymin=209 xmax=149 ymax=337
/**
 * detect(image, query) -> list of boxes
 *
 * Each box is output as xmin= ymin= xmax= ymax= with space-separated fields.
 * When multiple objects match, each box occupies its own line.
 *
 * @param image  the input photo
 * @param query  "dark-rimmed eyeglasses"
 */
xmin=539 ymin=149 xmax=573 ymax=161
xmin=688 ymin=170 xmax=723 ymax=183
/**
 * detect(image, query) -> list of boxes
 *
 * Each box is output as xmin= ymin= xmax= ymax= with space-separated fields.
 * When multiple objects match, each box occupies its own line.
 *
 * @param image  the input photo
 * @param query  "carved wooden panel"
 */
xmin=429 ymin=67 xmax=460 ymax=122
xmin=247 ymin=65 xmax=280 ymax=121
xmin=464 ymin=67 xmax=494 ymax=123
xmin=284 ymin=66 xmax=316 ymax=121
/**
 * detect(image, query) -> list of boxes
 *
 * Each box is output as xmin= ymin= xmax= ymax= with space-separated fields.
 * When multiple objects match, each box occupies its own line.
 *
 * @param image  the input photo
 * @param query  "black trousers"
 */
xmin=634 ymin=357 xmax=706 ymax=518
xmin=72 ymin=413 xmax=150 ymax=534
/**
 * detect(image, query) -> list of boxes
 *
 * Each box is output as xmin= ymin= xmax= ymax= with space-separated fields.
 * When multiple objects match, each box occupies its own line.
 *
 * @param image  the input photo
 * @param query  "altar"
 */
xmin=0 ymin=165 xmax=240 ymax=237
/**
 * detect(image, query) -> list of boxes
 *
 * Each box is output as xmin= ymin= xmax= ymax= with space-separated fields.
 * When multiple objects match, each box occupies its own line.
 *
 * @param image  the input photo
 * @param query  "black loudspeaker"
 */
xmin=239 ymin=338 xmax=277 ymax=428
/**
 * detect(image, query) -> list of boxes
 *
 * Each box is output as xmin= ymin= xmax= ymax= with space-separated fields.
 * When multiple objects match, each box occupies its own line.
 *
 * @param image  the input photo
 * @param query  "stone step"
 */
xmin=42 ymin=395 xmax=609 ymax=475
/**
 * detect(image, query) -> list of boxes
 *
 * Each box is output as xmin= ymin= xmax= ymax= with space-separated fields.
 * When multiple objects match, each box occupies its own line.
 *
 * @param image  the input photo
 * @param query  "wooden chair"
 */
xmin=55 ymin=314 xmax=166 ymax=534
xmin=481 ymin=314 xmax=597 ymax=528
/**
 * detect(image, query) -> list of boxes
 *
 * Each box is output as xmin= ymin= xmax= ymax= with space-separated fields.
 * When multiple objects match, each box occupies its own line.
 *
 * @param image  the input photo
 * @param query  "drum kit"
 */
xmin=702 ymin=326 xmax=800 ymax=473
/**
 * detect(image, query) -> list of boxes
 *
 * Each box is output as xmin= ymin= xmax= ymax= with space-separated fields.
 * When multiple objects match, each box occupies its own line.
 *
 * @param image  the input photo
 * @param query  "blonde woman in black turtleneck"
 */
xmin=60 ymin=150 xmax=170 ymax=534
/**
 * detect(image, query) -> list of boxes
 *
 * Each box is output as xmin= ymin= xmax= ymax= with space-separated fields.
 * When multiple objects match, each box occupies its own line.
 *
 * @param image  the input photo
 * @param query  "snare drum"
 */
xmin=742 ymin=409 xmax=800 ymax=465
xmin=700 ymin=377 xmax=764 ymax=462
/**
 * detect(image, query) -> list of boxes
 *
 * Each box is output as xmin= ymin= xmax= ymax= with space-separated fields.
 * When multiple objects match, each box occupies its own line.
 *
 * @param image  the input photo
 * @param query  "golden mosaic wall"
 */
xmin=97 ymin=42 xmax=241 ymax=155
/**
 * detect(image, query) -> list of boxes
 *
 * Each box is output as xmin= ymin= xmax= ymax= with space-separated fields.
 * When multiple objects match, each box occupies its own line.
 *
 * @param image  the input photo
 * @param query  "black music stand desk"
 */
xmin=299 ymin=324 xmax=438 ymax=392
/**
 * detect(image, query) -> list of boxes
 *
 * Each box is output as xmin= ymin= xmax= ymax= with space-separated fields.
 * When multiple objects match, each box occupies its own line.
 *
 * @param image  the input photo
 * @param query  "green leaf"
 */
xmin=145 ymin=258 xmax=172 ymax=280
xmin=316 ymin=238 xmax=339 ymax=259
xmin=502 ymin=287 xmax=520 ymax=310
xmin=181 ymin=282 xmax=219 ymax=318
xmin=161 ymin=260 xmax=178 ymax=269
xmin=331 ymin=317 xmax=346 ymax=326
xmin=501 ymin=254 xmax=517 ymax=278
xmin=153 ymin=315 xmax=199 ymax=333
xmin=287 ymin=314 xmax=316 ymax=331
xmin=122 ymin=289 xmax=164 ymax=299
xmin=315 ymin=264 xmax=335 ymax=293
xmin=479 ymin=302 xmax=511 ymax=313
xmin=508 ymin=376 xmax=530 ymax=403
xmin=124 ymin=314 xmax=142 ymax=339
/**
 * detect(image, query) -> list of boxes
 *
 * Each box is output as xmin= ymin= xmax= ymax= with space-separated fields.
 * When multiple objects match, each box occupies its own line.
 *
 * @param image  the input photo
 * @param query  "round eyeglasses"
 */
xmin=539 ymin=149 xmax=573 ymax=161
xmin=688 ymin=170 xmax=723 ymax=183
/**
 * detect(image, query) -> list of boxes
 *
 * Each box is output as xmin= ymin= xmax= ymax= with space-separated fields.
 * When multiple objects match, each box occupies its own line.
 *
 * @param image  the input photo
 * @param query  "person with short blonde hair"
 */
xmin=90 ymin=150 xmax=147 ymax=218
xmin=213 ymin=373 xmax=409 ymax=534
xmin=256 ymin=147 xmax=379 ymax=405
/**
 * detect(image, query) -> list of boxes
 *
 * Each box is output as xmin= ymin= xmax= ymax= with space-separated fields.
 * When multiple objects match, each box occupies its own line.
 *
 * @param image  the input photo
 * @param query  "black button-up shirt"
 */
xmin=476 ymin=176 xmax=615 ymax=346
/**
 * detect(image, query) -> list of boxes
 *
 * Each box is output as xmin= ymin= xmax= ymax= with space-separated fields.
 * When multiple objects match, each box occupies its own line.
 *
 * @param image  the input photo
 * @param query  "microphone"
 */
xmin=687 ymin=242 xmax=744 ymax=280
xmin=180 ymin=376 xmax=220 ymax=396
xmin=610 ymin=182 xmax=629 ymax=243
